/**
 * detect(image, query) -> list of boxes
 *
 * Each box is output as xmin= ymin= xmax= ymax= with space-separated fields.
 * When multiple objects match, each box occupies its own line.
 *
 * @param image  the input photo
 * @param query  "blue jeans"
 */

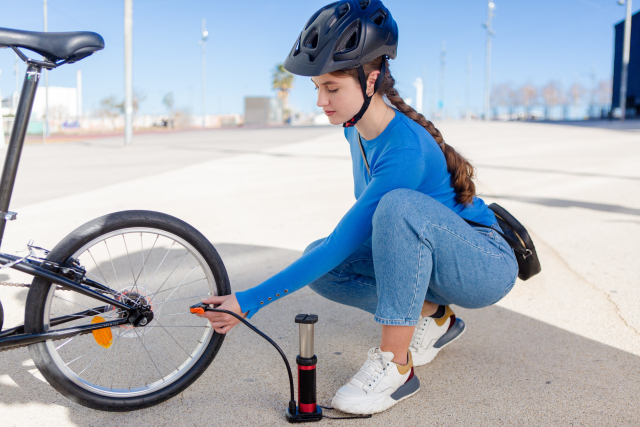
xmin=303 ymin=189 xmax=519 ymax=327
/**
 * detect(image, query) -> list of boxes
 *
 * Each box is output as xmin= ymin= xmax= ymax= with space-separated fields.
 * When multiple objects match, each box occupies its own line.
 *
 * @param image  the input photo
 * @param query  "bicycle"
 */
xmin=0 ymin=28 xmax=231 ymax=411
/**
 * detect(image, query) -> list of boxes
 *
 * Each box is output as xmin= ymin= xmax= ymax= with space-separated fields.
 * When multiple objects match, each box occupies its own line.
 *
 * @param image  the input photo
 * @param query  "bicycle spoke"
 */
xmin=153 ymin=318 xmax=195 ymax=359
xmin=56 ymin=337 xmax=75 ymax=350
xmin=145 ymin=277 xmax=206 ymax=299
xmin=153 ymin=293 xmax=211 ymax=310
xmin=147 ymin=241 xmax=175 ymax=287
xmin=140 ymin=325 xmax=209 ymax=328
xmin=155 ymin=311 xmax=191 ymax=317
xmin=133 ymin=328 xmax=163 ymax=382
xmin=140 ymin=233 xmax=147 ymax=290
xmin=134 ymin=234 xmax=158 ymax=287
xmin=65 ymin=346 xmax=103 ymax=367
xmin=93 ymin=328 xmax=124 ymax=385
xmin=151 ymin=264 xmax=199 ymax=314
xmin=104 ymin=240 xmax=121 ymax=289
xmin=142 ymin=327 xmax=180 ymax=372
xmin=77 ymin=328 xmax=126 ymax=377
xmin=122 ymin=234 xmax=138 ymax=292
xmin=87 ymin=248 xmax=109 ymax=286
xmin=152 ymin=251 xmax=189 ymax=297
xmin=85 ymin=270 xmax=106 ymax=284
xmin=127 ymin=330 xmax=145 ymax=391
xmin=54 ymin=295 xmax=97 ymax=312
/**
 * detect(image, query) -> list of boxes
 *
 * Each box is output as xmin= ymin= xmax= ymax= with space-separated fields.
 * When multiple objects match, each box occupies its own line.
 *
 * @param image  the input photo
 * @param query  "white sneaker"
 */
xmin=331 ymin=348 xmax=420 ymax=415
xmin=409 ymin=305 xmax=466 ymax=367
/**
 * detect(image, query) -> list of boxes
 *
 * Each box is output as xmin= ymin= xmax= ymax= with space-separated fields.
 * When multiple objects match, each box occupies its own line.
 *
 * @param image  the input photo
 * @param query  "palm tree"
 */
xmin=272 ymin=63 xmax=294 ymax=121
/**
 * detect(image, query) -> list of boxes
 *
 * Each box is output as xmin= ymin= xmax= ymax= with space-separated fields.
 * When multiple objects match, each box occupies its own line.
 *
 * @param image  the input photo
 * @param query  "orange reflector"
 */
xmin=91 ymin=316 xmax=113 ymax=348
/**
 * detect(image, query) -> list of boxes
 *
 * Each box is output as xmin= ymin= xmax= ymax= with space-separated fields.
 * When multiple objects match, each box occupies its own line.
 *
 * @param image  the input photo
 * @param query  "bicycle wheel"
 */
xmin=25 ymin=210 xmax=230 ymax=411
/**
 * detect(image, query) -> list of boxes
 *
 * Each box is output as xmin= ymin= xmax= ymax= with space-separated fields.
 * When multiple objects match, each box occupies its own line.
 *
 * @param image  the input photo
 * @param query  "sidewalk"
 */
xmin=0 ymin=121 xmax=638 ymax=426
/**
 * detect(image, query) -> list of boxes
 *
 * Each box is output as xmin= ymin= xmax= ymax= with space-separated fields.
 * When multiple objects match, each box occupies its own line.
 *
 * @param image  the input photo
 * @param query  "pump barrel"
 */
xmin=294 ymin=314 xmax=319 ymax=415
xmin=299 ymin=323 xmax=314 ymax=358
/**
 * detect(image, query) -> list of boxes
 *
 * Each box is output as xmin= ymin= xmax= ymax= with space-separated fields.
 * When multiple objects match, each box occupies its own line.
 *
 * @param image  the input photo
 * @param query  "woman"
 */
xmin=196 ymin=0 xmax=518 ymax=415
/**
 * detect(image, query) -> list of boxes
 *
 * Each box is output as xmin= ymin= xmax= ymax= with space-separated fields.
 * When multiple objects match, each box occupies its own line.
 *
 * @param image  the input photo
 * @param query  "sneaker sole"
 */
xmin=331 ymin=375 xmax=421 ymax=415
xmin=412 ymin=317 xmax=466 ymax=367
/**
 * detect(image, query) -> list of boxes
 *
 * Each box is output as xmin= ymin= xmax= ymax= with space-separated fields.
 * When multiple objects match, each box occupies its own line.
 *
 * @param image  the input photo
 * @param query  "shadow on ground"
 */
xmin=531 ymin=118 xmax=640 ymax=132
xmin=0 ymin=243 xmax=638 ymax=426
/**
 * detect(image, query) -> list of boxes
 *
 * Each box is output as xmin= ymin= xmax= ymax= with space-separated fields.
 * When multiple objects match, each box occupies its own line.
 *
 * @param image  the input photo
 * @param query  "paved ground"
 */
xmin=0 ymin=120 xmax=639 ymax=426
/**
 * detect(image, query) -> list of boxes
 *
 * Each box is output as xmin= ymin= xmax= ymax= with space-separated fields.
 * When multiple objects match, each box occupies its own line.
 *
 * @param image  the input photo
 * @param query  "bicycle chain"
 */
xmin=0 ymin=328 xmax=97 ymax=353
xmin=0 ymin=281 xmax=67 ymax=290
xmin=1 ymin=282 xmax=95 ymax=353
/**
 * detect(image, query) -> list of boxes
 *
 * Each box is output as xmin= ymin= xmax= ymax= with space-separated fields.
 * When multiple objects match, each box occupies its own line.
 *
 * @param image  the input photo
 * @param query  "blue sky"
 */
xmin=0 ymin=0 xmax=637 ymax=116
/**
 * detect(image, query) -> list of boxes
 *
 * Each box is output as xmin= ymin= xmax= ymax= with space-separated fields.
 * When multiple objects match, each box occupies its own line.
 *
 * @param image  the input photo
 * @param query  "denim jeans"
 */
xmin=303 ymin=188 xmax=519 ymax=326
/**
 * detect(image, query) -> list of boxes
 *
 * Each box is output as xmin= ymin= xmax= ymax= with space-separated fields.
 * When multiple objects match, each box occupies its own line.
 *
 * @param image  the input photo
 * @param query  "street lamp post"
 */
xmin=201 ymin=19 xmax=208 ymax=129
xmin=43 ymin=0 xmax=49 ymax=143
xmin=124 ymin=0 xmax=133 ymax=145
xmin=439 ymin=41 xmax=446 ymax=119
xmin=483 ymin=1 xmax=495 ymax=121
xmin=618 ymin=0 xmax=633 ymax=121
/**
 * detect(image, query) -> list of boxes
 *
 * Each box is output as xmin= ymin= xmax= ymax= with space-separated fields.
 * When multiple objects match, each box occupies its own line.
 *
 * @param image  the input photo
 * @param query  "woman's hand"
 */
xmin=193 ymin=294 xmax=248 ymax=334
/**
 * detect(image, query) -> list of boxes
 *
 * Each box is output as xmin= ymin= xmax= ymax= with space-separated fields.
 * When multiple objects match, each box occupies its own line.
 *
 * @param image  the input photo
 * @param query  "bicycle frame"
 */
xmin=0 ymin=59 xmax=142 ymax=351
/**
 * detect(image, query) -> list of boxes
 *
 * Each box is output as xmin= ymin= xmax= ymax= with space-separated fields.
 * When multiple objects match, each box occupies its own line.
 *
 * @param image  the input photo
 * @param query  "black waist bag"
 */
xmin=465 ymin=203 xmax=541 ymax=281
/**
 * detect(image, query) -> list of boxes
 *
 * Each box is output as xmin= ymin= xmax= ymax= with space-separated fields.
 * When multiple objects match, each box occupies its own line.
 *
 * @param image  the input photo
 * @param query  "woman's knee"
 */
xmin=373 ymin=189 xmax=412 ymax=226
xmin=303 ymin=237 xmax=326 ymax=255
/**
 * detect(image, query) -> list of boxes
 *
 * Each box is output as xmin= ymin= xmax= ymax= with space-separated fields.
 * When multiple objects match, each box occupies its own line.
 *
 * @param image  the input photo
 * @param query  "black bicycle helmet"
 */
xmin=283 ymin=0 xmax=398 ymax=127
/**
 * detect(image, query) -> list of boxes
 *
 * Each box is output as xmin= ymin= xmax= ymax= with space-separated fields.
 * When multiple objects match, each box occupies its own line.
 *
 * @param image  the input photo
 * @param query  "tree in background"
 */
xmin=163 ymin=92 xmax=175 ymax=128
xmin=519 ymin=84 xmax=538 ymax=118
xmin=115 ymin=89 xmax=146 ymax=127
xmin=541 ymin=80 xmax=562 ymax=120
xmin=505 ymin=83 xmax=520 ymax=119
xmin=567 ymin=82 xmax=586 ymax=107
xmin=596 ymin=79 xmax=612 ymax=111
xmin=272 ymin=63 xmax=294 ymax=122
xmin=98 ymin=95 xmax=120 ymax=131
xmin=491 ymin=83 xmax=510 ymax=119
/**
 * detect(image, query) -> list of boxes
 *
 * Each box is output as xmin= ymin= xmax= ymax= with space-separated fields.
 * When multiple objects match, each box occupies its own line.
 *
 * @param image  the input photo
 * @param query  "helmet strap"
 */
xmin=343 ymin=58 xmax=387 ymax=128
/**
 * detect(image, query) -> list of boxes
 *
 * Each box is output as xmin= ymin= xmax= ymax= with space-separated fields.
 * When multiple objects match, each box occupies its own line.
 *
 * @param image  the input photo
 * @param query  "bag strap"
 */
xmin=358 ymin=133 xmax=372 ymax=178
xmin=464 ymin=218 xmax=530 ymax=256
xmin=359 ymin=131 xmax=530 ymax=258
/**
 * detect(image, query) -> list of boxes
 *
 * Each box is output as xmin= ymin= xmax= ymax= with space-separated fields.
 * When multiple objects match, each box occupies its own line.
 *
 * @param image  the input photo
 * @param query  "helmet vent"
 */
xmin=340 ymin=29 xmax=358 ymax=52
xmin=293 ymin=35 xmax=301 ymax=56
xmin=370 ymin=9 xmax=387 ymax=27
xmin=304 ymin=29 xmax=319 ymax=49
xmin=325 ymin=3 xmax=350 ymax=34
xmin=359 ymin=0 xmax=370 ymax=10
xmin=305 ymin=1 xmax=339 ymax=30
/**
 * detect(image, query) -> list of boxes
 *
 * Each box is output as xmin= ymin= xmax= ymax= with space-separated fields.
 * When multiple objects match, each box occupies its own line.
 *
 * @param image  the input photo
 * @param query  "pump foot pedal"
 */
xmin=285 ymin=406 xmax=323 ymax=423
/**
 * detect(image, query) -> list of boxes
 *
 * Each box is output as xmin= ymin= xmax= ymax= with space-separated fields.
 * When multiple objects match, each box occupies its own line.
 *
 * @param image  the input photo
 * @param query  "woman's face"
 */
xmin=311 ymin=73 xmax=364 ymax=125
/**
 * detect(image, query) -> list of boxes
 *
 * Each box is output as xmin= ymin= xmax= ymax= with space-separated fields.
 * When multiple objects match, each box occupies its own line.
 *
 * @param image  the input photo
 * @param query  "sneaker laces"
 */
xmin=409 ymin=316 xmax=429 ymax=352
xmin=352 ymin=348 xmax=389 ymax=388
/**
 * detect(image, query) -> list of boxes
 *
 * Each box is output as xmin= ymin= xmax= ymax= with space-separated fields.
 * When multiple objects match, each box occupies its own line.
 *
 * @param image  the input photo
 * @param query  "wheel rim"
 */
xmin=42 ymin=227 xmax=219 ymax=398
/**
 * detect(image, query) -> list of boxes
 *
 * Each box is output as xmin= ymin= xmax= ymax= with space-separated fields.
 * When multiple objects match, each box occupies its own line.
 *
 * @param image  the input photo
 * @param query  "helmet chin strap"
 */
xmin=343 ymin=59 xmax=387 ymax=128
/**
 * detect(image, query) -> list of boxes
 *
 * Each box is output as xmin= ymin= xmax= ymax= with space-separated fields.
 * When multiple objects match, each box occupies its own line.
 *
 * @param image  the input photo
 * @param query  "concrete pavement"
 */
xmin=0 ymin=120 xmax=638 ymax=426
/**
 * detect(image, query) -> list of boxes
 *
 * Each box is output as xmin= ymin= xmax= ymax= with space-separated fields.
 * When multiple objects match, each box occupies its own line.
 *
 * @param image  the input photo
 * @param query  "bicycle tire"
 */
xmin=25 ymin=210 xmax=231 ymax=411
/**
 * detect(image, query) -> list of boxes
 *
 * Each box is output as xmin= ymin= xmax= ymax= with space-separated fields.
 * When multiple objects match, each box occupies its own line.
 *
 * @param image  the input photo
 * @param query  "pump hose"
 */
xmin=203 ymin=308 xmax=296 ymax=408
xmin=203 ymin=307 xmax=371 ymax=420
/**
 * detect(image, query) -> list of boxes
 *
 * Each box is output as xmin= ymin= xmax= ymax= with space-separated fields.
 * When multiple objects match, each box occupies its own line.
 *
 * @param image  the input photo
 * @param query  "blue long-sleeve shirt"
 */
xmin=235 ymin=110 xmax=496 ymax=317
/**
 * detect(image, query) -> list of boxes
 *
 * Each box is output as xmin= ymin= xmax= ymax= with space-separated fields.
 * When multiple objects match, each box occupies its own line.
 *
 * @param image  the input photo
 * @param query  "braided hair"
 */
xmin=330 ymin=56 xmax=477 ymax=205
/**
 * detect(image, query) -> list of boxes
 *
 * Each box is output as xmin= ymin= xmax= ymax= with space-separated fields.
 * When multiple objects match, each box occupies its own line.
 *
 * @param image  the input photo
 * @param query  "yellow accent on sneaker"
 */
xmin=434 ymin=305 xmax=454 ymax=327
xmin=396 ymin=351 xmax=413 ymax=375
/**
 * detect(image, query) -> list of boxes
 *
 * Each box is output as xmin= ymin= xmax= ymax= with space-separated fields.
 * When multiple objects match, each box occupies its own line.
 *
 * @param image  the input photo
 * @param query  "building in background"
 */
xmin=32 ymin=86 xmax=78 ymax=120
xmin=612 ymin=9 xmax=640 ymax=116
xmin=244 ymin=97 xmax=282 ymax=126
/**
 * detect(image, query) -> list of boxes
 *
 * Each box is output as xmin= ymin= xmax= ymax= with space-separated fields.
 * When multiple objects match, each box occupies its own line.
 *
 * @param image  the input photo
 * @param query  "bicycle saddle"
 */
xmin=0 ymin=27 xmax=104 ymax=64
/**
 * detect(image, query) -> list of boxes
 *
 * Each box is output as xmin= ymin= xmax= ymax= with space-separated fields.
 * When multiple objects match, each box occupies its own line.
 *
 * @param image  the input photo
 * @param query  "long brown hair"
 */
xmin=330 ymin=56 xmax=476 ymax=205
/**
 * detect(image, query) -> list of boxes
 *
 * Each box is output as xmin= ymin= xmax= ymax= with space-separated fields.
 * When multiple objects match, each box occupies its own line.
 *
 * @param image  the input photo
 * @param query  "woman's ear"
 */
xmin=366 ymin=70 xmax=381 ymax=96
